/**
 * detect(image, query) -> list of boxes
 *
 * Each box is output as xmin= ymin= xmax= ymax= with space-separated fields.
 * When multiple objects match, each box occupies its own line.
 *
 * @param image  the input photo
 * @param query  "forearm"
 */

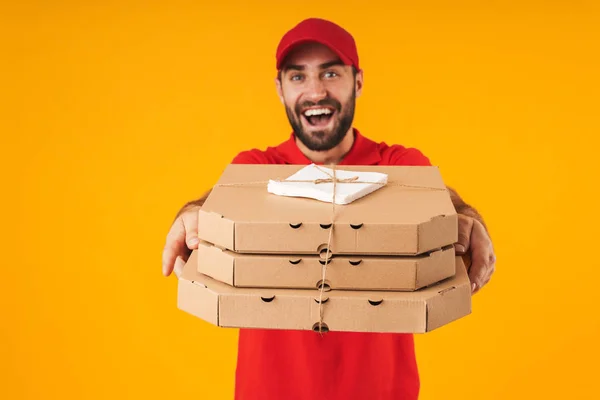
xmin=447 ymin=186 xmax=488 ymax=233
xmin=174 ymin=189 xmax=212 ymax=221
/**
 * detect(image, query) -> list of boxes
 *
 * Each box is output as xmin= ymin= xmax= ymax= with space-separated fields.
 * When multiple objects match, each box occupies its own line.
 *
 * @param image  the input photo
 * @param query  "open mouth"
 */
xmin=301 ymin=107 xmax=335 ymax=128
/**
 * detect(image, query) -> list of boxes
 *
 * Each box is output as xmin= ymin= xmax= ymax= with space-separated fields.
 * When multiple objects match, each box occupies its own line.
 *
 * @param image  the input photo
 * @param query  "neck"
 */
xmin=295 ymin=127 xmax=355 ymax=165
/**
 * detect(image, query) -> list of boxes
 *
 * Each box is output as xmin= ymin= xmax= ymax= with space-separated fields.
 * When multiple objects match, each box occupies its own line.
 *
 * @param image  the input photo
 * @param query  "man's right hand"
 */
xmin=162 ymin=205 xmax=202 ymax=277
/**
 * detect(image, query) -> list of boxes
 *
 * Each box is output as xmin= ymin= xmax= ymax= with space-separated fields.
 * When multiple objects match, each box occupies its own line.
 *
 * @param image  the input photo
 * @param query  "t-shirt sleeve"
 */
xmin=389 ymin=146 xmax=432 ymax=166
xmin=231 ymin=149 xmax=268 ymax=165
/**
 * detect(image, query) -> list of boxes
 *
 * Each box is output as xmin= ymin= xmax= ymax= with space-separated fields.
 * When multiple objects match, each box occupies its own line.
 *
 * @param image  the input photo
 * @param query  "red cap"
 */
xmin=276 ymin=18 xmax=359 ymax=71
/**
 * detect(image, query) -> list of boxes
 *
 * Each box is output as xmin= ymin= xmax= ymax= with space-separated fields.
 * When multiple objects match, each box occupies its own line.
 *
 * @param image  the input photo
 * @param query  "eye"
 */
xmin=290 ymin=74 xmax=304 ymax=82
xmin=324 ymin=71 xmax=338 ymax=78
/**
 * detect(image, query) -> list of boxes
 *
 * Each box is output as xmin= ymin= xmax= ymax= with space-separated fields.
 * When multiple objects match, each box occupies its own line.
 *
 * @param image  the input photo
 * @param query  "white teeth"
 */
xmin=304 ymin=108 xmax=332 ymax=117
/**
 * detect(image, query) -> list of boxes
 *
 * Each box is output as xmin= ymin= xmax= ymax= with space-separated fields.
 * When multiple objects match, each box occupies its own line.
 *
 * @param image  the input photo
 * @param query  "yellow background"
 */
xmin=2 ymin=1 xmax=599 ymax=399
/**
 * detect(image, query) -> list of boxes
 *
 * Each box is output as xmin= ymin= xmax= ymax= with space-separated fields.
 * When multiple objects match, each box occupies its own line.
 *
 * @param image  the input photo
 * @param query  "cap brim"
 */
xmin=277 ymin=36 xmax=354 ymax=70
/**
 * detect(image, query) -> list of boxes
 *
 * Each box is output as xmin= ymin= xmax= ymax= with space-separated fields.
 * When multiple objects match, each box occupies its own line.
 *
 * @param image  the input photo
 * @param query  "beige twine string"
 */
xmin=213 ymin=165 xmax=446 ymax=334
xmin=215 ymin=165 xmax=446 ymax=191
xmin=317 ymin=165 xmax=336 ymax=334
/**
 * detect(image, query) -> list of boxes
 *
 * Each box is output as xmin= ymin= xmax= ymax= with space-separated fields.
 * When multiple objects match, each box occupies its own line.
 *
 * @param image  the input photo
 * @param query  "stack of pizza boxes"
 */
xmin=178 ymin=164 xmax=471 ymax=333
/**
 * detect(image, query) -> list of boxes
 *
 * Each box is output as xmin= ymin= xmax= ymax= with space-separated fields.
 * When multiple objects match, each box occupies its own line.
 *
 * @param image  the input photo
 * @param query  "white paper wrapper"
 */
xmin=267 ymin=164 xmax=388 ymax=205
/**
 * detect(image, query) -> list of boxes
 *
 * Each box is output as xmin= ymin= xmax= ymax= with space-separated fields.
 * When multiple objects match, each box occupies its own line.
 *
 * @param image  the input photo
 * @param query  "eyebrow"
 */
xmin=282 ymin=59 xmax=345 ymax=73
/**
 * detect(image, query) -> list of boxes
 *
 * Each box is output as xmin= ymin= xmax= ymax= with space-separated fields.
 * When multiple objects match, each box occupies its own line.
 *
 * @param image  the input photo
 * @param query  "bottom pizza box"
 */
xmin=178 ymin=251 xmax=471 ymax=333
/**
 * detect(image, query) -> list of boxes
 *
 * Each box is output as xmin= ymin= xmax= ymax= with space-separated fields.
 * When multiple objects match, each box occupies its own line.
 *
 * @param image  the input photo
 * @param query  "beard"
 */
xmin=285 ymin=88 xmax=356 ymax=152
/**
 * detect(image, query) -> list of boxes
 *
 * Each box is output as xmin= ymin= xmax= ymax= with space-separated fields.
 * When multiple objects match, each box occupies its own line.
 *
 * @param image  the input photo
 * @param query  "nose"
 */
xmin=304 ymin=76 xmax=328 ymax=102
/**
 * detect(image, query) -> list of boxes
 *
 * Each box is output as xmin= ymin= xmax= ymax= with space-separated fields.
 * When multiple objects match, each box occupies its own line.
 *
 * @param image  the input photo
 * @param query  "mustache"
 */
xmin=295 ymin=98 xmax=341 ymax=116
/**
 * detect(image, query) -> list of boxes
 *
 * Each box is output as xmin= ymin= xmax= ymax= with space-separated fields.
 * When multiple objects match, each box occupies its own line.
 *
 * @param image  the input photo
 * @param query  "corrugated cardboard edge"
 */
xmin=198 ymin=209 xmax=235 ymax=251
xmin=309 ymin=294 xmax=428 ymax=333
xmin=415 ymin=246 xmax=456 ymax=289
xmin=196 ymin=241 xmax=456 ymax=291
xmin=219 ymin=292 xmax=312 ymax=330
xmin=196 ymin=241 xmax=235 ymax=285
xmin=177 ymin=276 xmax=219 ymax=327
xmin=418 ymin=213 xmax=458 ymax=254
xmin=178 ymin=251 xmax=471 ymax=333
xmin=425 ymin=256 xmax=471 ymax=331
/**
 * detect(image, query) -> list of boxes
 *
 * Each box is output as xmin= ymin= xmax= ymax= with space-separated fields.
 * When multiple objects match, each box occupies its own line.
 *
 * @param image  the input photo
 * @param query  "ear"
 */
xmin=355 ymin=69 xmax=364 ymax=98
xmin=275 ymin=77 xmax=284 ymax=104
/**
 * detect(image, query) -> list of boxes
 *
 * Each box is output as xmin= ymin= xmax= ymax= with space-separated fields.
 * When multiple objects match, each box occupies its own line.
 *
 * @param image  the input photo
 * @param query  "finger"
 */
xmin=461 ymin=253 xmax=472 ymax=273
xmin=455 ymin=214 xmax=474 ymax=255
xmin=173 ymin=256 xmax=187 ymax=278
xmin=473 ymin=263 xmax=495 ymax=294
xmin=468 ymin=220 xmax=493 ymax=293
xmin=474 ymin=250 xmax=496 ymax=294
xmin=181 ymin=208 xmax=200 ymax=249
xmin=162 ymin=218 xmax=187 ymax=277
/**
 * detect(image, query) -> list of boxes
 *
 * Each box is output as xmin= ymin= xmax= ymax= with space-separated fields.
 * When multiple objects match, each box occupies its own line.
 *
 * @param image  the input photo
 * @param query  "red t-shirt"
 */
xmin=231 ymin=129 xmax=432 ymax=400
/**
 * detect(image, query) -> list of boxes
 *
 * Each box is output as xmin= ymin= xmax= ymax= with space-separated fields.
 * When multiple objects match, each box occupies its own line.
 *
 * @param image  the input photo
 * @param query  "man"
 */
xmin=162 ymin=18 xmax=496 ymax=400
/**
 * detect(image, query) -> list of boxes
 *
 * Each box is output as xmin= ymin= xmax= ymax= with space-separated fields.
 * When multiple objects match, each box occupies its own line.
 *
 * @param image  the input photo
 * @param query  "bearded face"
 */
xmin=284 ymin=86 xmax=356 ymax=151
xmin=277 ymin=42 xmax=362 ymax=152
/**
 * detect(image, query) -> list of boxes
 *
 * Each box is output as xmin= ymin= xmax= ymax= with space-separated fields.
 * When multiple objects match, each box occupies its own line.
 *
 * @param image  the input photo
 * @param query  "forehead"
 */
xmin=281 ymin=42 xmax=341 ymax=67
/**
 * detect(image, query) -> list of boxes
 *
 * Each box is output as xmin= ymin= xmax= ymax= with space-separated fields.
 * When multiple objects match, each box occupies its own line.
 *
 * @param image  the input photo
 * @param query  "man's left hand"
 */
xmin=454 ymin=214 xmax=496 ymax=294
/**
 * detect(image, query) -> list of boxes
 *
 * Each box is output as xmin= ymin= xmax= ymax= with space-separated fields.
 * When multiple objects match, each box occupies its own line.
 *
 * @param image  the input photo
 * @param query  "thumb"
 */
xmin=455 ymin=214 xmax=474 ymax=255
xmin=181 ymin=208 xmax=200 ymax=249
xmin=162 ymin=218 xmax=187 ymax=277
